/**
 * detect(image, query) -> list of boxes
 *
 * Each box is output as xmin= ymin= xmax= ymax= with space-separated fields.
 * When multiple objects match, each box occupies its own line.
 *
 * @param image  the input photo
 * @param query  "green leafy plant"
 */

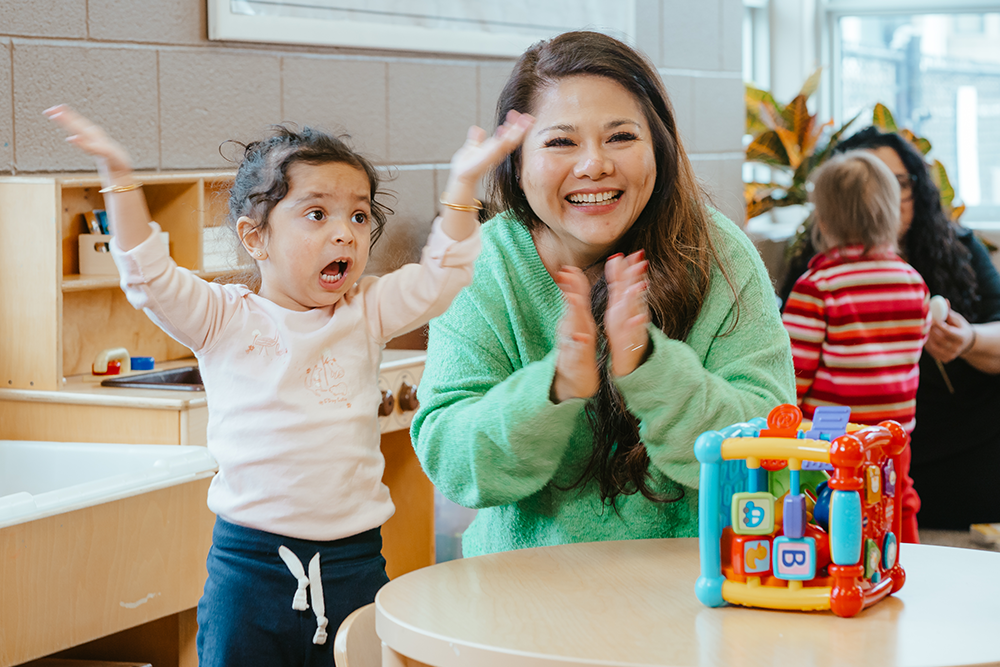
xmin=782 ymin=102 xmax=988 ymax=265
xmin=871 ymin=103 xmax=965 ymax=222
xmin=744 ymin=70 xmax=859 ymax=220
xmin=746 ymin=68 xmax=970 ymax=231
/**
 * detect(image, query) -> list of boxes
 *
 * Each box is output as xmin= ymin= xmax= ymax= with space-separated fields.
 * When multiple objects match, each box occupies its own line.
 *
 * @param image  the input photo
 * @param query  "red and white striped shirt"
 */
xmin=782 ymin=245 xmax=930 ymax=432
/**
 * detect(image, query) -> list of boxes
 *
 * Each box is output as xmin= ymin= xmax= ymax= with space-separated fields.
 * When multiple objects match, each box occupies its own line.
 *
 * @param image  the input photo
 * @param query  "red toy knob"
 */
xmin=829 ymin=434 xmax=865 ymax=491
xmin=877 ymin=420 xmax=909 ymax=457
xmin=767 ymin=404 xmax=802 ymax=430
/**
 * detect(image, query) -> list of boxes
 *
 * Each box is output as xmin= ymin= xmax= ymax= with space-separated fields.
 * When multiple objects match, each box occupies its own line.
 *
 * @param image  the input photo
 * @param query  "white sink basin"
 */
xmin=0 ymin=440 xmax=217 ymax=528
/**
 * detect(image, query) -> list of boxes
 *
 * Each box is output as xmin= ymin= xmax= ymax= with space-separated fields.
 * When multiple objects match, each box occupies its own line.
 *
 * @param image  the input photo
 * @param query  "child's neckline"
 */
xmin=249 ymin=289 xmax=343 ymax=315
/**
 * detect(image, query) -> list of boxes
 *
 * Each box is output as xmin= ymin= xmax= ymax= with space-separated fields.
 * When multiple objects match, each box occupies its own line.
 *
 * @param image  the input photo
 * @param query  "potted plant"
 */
xmin=744 ymin=70 xmax=859 ymax=223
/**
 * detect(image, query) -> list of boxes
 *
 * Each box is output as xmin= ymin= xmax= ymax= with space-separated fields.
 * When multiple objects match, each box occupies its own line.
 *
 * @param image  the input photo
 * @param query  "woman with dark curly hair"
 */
xmin=411 ymin=31 xmax=794 ymax=557
xmin=780 ymin=126 xmax=1000 ymax=531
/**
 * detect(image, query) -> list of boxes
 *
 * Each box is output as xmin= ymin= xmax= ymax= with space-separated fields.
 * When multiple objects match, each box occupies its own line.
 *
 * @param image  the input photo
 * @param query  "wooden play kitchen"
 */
xmin=0 ymin=172 xmax=435 ymax=666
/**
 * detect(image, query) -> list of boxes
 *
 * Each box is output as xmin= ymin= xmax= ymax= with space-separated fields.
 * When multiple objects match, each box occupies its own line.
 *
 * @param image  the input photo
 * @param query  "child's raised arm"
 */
xmin=43 ymin=105 xmax=153 ymax=252
xmin=439 ymin=110 xmax=533 ymax=241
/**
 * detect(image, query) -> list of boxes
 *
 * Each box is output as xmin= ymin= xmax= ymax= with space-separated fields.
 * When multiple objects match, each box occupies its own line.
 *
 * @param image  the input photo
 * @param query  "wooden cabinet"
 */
xmin=0 ymin=171 xmax=235 ymax=391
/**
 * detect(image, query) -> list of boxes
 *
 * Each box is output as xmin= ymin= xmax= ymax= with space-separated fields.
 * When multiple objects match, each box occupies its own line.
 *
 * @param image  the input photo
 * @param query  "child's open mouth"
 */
xmin=320 ymin=260 xmax=349 ymax=285
xmin=566 ymin=190 xmax=623 ymax=206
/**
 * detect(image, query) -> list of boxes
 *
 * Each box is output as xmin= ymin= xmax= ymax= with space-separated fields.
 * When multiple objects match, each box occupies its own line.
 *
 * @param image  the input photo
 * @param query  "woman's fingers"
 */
xmin=605 ymin=250 xmax=650 ymax=377
xmin=552 ymin=266 xmax=600 ymax=402
xmin=926 ymin=310 xmax=974 ymax=362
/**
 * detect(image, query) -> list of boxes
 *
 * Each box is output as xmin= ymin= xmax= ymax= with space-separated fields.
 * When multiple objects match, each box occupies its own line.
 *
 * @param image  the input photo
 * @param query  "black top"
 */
xmin=910 ymin=227 xmax=1000 ymax=464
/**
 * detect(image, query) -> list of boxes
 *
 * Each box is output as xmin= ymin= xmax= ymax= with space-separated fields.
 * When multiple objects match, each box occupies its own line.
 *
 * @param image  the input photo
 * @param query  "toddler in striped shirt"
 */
xmin=782 ymin=150 xmax=930 ymax=543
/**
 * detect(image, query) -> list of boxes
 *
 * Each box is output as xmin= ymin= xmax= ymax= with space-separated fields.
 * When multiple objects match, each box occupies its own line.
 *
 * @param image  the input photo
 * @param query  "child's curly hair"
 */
xmin=222 ymin=125 xmax=393 ymax=291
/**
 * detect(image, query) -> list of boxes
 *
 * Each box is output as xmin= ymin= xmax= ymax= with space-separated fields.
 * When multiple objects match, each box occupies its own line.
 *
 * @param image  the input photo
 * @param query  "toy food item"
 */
xmin=930 ymin=295 xmax=948 ymax=323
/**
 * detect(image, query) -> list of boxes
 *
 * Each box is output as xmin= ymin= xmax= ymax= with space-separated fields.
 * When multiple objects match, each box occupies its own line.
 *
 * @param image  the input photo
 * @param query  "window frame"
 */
xmin=820 ymin=0 xmax=1000 ymax=219
xmin=821 ymin=0 xmax=1000 ymax=126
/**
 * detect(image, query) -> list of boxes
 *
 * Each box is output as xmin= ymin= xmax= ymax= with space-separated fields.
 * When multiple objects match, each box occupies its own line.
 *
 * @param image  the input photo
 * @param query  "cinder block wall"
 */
xmin=0 ymin=0 xmax=744 ymax=274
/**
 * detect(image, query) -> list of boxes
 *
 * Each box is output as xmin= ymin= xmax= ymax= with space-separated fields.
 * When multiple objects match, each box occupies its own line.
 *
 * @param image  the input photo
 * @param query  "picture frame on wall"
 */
xmin=207 ymin=0 xmax=637 ymax=57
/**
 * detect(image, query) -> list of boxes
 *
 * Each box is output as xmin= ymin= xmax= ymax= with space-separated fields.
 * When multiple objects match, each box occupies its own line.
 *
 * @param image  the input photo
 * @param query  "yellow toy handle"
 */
xmin=93 ymin=347 xmax=131 ymax=374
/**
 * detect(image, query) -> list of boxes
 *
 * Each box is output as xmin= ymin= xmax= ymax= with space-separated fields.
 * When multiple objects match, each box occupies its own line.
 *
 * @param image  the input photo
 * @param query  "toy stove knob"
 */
xmin=379 ymin=389 xmax=395 ymax=417
xmin=398 ymin=382 xmax=420 ymax=412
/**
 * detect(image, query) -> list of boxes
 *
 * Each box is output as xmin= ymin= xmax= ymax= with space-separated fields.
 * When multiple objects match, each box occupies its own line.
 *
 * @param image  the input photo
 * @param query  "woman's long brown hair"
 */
xmin=490 ymin=31 xmax=732 ymax=505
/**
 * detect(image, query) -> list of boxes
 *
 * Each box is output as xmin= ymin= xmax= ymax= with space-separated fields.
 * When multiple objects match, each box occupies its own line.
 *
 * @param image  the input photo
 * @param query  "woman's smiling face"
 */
xmin=519 ymin=74 xmax=657 ymax=269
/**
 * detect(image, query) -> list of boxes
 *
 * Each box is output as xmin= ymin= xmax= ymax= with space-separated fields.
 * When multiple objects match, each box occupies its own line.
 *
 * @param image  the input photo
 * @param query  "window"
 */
xmin=744 ymin=0 xmax=772 ymax=187
xmin=744 ymin=0 xmax=771 ymax=90
xmin=829 ymin=3 xmax=1000 ymax=222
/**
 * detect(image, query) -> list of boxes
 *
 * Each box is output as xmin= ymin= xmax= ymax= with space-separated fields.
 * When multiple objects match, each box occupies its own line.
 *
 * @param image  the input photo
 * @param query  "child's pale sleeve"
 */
xmin=111 ymin=222 xmax=245 ymax=353
xmin=361 ymin=218 xmax=481 ymax=344
xmin=782 ymin=273 xmax=827 ymax=404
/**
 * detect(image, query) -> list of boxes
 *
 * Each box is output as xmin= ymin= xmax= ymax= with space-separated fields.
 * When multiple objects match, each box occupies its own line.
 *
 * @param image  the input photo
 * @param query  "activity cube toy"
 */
xmin=694 ymin=404 xmax=907 ymax=618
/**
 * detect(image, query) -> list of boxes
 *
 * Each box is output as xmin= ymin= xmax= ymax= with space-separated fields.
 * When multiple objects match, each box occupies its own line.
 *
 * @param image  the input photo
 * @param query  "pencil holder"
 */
xmin=79 ymin=232 xmax=169 ymax=275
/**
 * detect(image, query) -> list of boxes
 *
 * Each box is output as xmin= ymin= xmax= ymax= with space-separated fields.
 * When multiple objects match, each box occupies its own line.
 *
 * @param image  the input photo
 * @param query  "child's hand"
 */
xmin=605 ymin=251 xmax=650 ymax=377
xmin=44 ymin=104 xmax=152 ymax=251
xmin=446 ymin=110 xmax=534 ymax=189
xmin=552 ymin=266 xmax=600 ymax=403
xmin=43 ymin=105 xmax=133 ymax=180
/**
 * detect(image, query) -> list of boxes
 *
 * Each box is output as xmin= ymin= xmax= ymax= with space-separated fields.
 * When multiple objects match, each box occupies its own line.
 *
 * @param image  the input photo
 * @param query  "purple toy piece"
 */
xmin=783 ymin=493 xmax=806 ymax=539
xmin=802 ymin=460 xmax=835 ymax=471
xmin=883 ymin=458 xmax=897 ymax=497
xmin=804 ymin=405 xmax=851 ymax=440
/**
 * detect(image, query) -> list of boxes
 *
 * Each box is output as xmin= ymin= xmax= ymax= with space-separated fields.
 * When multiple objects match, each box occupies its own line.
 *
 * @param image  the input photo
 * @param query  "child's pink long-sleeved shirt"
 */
xmin=112 ymin=220 xmax=479 ymax=541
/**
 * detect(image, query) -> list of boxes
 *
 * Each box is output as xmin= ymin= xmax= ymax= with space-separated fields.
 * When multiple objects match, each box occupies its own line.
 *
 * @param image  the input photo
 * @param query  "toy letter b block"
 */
xmin=731 ymin=535 xmax=772 ymax=576
xmin=773 ymin=536 xmax=816 ymax=581
xmin=732 ymin=492 xmax=775 ymax=535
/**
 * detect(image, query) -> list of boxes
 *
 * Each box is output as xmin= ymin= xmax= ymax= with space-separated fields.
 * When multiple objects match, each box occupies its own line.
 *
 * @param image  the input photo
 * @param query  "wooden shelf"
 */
xmin=0 ymin=170 xmax=237 ymax=390
xmin=62 ymin=269 xmax=241 ymax=293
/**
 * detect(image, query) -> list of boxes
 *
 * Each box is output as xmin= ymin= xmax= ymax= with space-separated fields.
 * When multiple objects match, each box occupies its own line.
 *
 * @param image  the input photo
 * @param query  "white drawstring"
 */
xmin=278 ymin=546 xmax=311 ymax=611
xmin=278 ymin=546 xmax=329 ymax=645
xmin=308 ymin=553 xmax=328 ymax=645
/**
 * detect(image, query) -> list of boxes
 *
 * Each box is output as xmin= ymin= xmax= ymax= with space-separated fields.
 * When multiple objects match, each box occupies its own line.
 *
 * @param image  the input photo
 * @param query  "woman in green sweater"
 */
xmin=412 ymin=31 xmax=795 ymax=557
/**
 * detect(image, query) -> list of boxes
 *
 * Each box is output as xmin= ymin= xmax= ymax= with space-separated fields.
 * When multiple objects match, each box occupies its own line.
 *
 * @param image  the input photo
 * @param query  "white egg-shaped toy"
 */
xmin=930 ymin=295 xmax=949 ymax=323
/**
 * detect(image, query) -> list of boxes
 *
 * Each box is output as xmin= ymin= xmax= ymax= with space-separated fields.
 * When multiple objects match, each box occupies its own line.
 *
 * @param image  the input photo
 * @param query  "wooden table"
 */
xmin=376 ymin=538 xmax=1000 ymax=667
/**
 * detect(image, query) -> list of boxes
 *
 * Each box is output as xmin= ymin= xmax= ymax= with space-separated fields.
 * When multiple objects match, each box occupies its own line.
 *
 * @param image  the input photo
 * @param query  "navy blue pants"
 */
xmin=196 ymin=517 xmax=389 ymax=667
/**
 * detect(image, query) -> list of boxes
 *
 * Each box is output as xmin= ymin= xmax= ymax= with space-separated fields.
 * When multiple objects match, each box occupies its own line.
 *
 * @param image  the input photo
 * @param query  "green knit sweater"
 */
xmin=411 ymin=210 xmax=795 ymax=556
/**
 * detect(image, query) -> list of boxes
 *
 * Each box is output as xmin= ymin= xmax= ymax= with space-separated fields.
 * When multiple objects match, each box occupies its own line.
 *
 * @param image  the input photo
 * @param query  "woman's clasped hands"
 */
xmin=552 ymin=251 xmax=650 ymax=403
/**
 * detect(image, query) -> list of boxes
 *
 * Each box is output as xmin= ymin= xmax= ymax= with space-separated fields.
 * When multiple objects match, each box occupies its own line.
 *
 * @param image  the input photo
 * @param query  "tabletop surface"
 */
xmin=375 ymin=538 xmax=1000 ymax=667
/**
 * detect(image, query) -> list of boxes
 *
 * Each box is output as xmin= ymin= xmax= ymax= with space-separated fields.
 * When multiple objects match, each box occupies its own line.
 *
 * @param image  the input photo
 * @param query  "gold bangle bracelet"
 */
xmin=439 ymin=193 xmax=483 ymax=212
xmin=99 ymin=182 xmax=143 ymax=194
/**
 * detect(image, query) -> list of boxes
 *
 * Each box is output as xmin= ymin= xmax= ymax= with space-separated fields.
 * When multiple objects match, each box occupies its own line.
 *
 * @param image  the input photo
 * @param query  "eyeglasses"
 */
xmin=895 ymin=173 xmax=917 ymax=199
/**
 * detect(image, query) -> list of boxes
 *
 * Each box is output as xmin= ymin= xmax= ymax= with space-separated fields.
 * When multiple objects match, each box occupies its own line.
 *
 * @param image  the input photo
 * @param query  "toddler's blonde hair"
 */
xmin=810 ymin=150 xmax=901 ymax=253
